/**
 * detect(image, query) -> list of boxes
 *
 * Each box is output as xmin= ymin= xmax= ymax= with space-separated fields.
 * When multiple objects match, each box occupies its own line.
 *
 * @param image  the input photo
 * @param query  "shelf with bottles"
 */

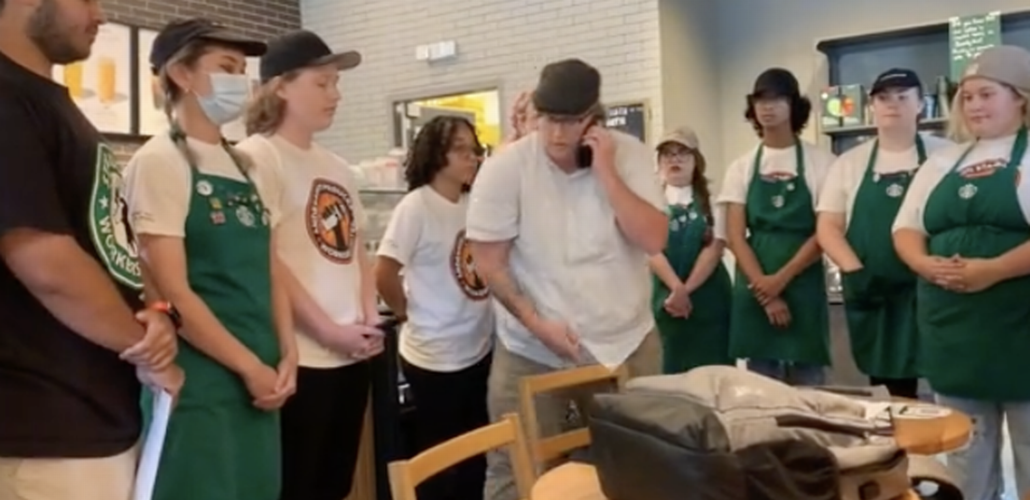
xmin=823 ymin=117 xmax=948 ymax=138
xmin=815 ymin=10 xmax=1030 ymax=155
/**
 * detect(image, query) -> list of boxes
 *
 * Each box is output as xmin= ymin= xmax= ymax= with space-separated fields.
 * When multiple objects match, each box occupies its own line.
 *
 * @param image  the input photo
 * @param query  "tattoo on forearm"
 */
xmin=482 ymin=268 xmax=536 ymax=324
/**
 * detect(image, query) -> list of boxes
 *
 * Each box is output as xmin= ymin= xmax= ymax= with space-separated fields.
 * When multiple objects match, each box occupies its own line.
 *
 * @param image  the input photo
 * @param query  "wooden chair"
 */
xmin=518 ymin=364 xmax=629 ymax=468
xmin=387 ymin=413 xmax=535 ymax=500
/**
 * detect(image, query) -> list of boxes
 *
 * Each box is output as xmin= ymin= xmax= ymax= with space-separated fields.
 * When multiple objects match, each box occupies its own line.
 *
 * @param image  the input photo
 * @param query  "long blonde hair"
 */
xmin=244 ymin=70 xmax=302 ymax=136
xmin=156 ymin=40 xmax=252 ymax=170
xmin=947 ymin=82 xmax=1030 ymax=142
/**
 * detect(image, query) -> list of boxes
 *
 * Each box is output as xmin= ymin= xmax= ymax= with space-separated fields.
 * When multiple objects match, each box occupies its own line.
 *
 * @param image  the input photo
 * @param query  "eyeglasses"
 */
xmin=450 ymin=144 xmax=485 ymax=157
xmin=658 ymin=150 xmax=691 ymax=160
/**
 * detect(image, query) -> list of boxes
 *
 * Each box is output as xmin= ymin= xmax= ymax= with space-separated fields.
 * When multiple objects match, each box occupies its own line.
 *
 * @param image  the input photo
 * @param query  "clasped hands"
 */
xmin=749 ymin=273 xmax=791 ymax=328
xmin=664 ymin=284 xmax=693 ymax=318
xmin=121 ymin=309 xmax=185 ymax=400
xmin=918 ymin=254 xmax=1004 ymax=293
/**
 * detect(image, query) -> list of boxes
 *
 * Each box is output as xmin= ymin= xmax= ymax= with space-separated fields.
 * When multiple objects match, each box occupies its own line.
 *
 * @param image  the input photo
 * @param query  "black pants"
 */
xmin=280 ymin=362 xmax=370 ymax=500
xmin=869 ymin=376 xmax=920 ymax=399
xmin=402 ymin=354 xmax=491 ymax=500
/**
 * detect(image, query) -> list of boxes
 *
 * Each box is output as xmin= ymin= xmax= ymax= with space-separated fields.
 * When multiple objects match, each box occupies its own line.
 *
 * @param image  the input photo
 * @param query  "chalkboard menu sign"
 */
xmin=949 ymin=12 xmax=1002 ymax=81
xmin=605 ymin=101 xmax=648 ymax=143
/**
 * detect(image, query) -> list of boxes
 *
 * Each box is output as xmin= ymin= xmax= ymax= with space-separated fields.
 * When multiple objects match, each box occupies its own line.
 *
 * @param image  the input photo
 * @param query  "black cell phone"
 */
xmin=576 ymin=144 xmax=593 ymax=169
xmin=576 ymin=120 xmax=601 ymax=169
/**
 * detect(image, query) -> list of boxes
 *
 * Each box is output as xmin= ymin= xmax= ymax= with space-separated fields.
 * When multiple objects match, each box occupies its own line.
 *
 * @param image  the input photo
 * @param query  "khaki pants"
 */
xmin=483 ymin=329 xmax=662 ymax=500
xmin=0 ymin=446 xmax=137 ymax=500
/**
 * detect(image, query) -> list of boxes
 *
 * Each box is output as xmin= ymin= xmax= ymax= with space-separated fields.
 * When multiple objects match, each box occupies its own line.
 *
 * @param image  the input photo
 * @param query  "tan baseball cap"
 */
xmin=961 ymin=45 xmax=1030 ymax=94
xmin=656 ymin=127 xmax=700 ymax=151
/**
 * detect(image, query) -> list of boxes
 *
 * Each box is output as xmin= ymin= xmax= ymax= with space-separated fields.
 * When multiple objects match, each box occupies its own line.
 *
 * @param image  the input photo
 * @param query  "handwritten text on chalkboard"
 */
xmin=949 ymin=12 xmax=1002 ymax=80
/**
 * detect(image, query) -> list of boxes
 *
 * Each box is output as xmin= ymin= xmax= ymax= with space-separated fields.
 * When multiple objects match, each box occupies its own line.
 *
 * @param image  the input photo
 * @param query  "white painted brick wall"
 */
xmin=301 ymin=0 xmax=663 ymax=161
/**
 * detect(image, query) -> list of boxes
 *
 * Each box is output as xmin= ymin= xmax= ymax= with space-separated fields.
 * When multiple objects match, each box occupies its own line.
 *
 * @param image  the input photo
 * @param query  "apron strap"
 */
xmin=750 ymin=137 xmax=805 ymax=181
xmin=865 ymin=135 xmax=928 ymax=178
xmin=950 ymin=126 xmax=1028 ymax=172
xmin=168 ymin=123 xmax=263 ymax=207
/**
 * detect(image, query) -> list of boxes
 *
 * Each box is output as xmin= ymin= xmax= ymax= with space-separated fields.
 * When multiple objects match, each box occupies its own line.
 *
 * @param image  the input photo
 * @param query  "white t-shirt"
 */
xmin=817 ymin=135 xmax=954 ymax=225
xmin=466 ymin=130 xmax=666 ymax=369
xmin=124 ymin=134 xmax=280 ymax=236
xmin=717 ymin=141 xmax=836 ymax=207
xmin=664 ymin=185 xmax=727 ymax=241
xmin=378 ymin=187 xmax=493 ymax=372
xmin=236 ymin=134 xmax=367 ymax=368
xmin=893 ymin=133 xmax=1030 ymax=235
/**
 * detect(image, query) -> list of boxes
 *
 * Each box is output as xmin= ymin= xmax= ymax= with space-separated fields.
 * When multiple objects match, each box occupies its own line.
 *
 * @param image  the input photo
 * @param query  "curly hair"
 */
xmin=404 ymin=116 xmax=483 ymax=191
xmin=744 ymin=94 xmax=812 ymax=137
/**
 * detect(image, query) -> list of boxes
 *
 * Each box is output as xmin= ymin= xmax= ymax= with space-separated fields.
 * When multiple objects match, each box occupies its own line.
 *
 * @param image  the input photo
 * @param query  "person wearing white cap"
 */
xmin=892 ymin=45 xmax=1030 ymax=500
xmin=816 ymin=68 xmax=953 ymax=399
xmin=649 ymin=127 xmax=733 ymax=373
xmin=718 ymin=68 xmax=836 ymax=385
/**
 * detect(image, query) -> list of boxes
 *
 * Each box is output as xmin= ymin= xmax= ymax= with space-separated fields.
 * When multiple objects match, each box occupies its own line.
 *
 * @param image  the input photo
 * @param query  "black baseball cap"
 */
xmin=260 ymin=30 xmax=361 ymax=83
xmin=751 ymin=68 xmax=801 ymax=98
xmin=150 ymin=18 xmax=266 ymax=74
xmin=532 ymin=59 xmax=601 ymax=116
xmin=870 ymin=68 xmax=923 ymax=95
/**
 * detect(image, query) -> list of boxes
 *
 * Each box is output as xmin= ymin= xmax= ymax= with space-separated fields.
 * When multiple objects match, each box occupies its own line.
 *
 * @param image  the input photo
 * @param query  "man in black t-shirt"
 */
xmin=0 ymin=0 xmax=184 ymax=498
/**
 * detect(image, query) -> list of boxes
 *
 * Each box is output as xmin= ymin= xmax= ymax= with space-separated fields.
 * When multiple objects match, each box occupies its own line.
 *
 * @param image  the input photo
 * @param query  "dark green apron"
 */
xmin=918 ymin=127 xmax=1030 ymax=401
xmin=728 ymin=141 xmax=830 ymax=365
xmin=843 ymin=137 xmax=926 ymax=379
xmin=651 ymin=198 xmax=733 ymax=373
xmin=145 ymin=136 xmax=282 ymax=500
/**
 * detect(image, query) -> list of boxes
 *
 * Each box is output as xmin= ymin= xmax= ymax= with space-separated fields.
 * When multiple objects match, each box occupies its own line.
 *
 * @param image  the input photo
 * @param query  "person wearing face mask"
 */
xmin=649 ymin=127 xmax=733 ymax=374
xmin=122 ymin=18 xmax=294 ymax=500
xmin=375 ymin=116 xmax=493 ymax=500
xmin=235 ymin=30 xmax=385 ymax=500
xmin=816 ymin=69 xmax=953 ymax=399
xmin=718 ymin=68 xmax=836 ymax=386
xmin=892 ymin=46 xmax=1030 ymax=500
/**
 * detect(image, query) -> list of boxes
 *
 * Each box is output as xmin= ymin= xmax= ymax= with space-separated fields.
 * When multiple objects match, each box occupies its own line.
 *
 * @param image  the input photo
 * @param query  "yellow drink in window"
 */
xmin=63 ymin=62 xmax=83 ymax=99
xmin=97 ymin=57 xmax=116 ymax=103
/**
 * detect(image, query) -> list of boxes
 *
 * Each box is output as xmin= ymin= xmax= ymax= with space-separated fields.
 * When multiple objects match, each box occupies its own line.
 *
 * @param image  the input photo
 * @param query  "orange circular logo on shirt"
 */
xmin=306 ymin=179 xmax=358 ymax=264
xmin=450 ymin=230 xmax=488 ymax=301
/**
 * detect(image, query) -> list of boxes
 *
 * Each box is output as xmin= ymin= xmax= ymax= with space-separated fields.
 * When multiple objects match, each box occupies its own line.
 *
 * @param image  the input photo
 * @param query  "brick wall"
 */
xmin=99 ymin=0 xmax=302 ymax=161
xmin=301 ymin=0 xmax=664 ymax=162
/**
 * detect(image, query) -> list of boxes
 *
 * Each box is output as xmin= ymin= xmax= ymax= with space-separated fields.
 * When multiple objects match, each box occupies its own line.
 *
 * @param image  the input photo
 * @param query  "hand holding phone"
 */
xmin=576 ymin=120 xmax=601 ymax=169
xmin=579 ymin=122 xmax=616 ymax=171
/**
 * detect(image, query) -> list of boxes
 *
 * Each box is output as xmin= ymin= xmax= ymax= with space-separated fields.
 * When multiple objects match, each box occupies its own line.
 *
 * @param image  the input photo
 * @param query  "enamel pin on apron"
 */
xmin=209 ymin=198 xmax=222 ymax=210
xmin=196 ymin=180 xmax=213 ymax=196
xmin=210 ymin=211 xmax=225 ymax=224
xmin=236 ymin=205 xmax=256 ymax=227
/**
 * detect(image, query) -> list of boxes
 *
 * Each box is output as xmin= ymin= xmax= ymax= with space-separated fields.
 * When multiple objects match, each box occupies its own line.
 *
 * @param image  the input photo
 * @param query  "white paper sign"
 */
xmin=133 ymin=390 xmax=173 ymax=500
xmin=890 ymin=402 xmax=952 ymax=420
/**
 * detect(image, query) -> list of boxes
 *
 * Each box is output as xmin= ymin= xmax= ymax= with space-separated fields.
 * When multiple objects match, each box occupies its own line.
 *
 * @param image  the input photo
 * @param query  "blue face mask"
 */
xmin=197 ymin=73 xmax=250 ymax=125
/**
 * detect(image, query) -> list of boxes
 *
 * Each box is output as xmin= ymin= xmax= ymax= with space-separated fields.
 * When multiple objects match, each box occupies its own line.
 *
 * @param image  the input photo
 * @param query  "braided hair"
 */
xmin=658 ymin=143 xmax=715 ymax=246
